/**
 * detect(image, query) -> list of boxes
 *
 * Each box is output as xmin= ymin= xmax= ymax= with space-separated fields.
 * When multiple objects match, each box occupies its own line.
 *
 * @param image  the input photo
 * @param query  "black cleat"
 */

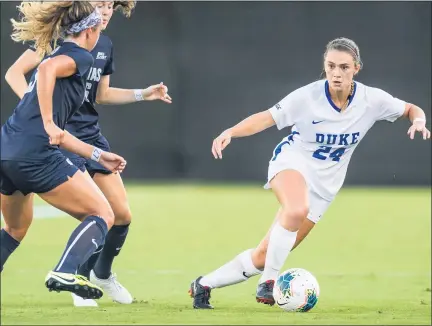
xmin=45 ymin=271 xmax=103 ymax=300
xmin=188 ymin=276 xmax=214 ymax=309
xmin=256 ymin=280 xmax=275 ymax=306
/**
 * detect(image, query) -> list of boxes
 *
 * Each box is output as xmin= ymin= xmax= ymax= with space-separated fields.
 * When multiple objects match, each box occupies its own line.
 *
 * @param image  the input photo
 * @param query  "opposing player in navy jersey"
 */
xmin=189 ymin=37 xmax=431 ymax=309
xmin=0 ymin=1 xmax=130 ymax=300
xmin=5 ymin=1 xmax=171 ymax=307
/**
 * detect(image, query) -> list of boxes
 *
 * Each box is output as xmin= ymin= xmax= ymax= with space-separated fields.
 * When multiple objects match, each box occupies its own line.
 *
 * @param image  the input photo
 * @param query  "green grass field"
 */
xmin=1 ymin=184 xmax=431 ymax=325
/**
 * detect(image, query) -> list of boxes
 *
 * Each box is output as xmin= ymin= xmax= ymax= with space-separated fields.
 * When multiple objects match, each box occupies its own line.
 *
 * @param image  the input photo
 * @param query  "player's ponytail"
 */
xmin=11 ymin=1 xmax=96 ymax=58
xmin=114 ymin=1 xmax=137 ymax=18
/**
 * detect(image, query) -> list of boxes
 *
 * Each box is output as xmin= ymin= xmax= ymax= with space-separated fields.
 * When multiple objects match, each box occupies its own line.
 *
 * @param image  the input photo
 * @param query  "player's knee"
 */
xmin=4 ymin=225 xmax=29 ymax=242
xmin=279 ymin=205 xmax=309 ymax=230
xmin=89 ymin=202 xmax=115 ymax=229
xmin=113 ymin=205 xmax=132 ymax=225
xmin=101 ymin=206 xmax=115 ymax=229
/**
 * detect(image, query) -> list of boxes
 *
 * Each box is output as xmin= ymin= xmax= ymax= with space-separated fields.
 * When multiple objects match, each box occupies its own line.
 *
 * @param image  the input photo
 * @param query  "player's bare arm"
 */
xmin=96 ymin=75 xmax=172 ymax=105
xmin=5 ymin=49 xmax=41 ymax=99
xmin=212 ymin=111 xmax=275 ymax=159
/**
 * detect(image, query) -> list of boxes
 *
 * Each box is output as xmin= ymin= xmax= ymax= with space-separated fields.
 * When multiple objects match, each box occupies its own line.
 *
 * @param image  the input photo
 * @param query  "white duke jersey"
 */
xmin=268 ymin=79 xmax=406 ymax=201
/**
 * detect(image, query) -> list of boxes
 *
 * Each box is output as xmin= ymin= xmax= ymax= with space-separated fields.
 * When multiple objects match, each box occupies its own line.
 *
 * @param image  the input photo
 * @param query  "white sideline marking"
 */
xmin=1 ymin=205 xmax=67 ymax=220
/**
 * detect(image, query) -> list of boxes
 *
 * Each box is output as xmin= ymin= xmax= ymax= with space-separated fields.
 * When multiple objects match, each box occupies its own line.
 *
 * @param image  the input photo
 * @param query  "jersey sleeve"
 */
xmin=268 ymin=88 xmax=303 ymax=130
xmin=103 ymin=44 xmax=115 ymax=76
xmin=371 ymin=88 xmax=406 ymax=122
xmin=64 ymin=48 xmax=94 ymax=77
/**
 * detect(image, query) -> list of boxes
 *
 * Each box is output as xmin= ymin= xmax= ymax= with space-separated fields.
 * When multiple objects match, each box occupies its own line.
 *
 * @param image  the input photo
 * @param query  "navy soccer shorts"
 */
xmin=0 ymin=152 xmax=79 ymax=196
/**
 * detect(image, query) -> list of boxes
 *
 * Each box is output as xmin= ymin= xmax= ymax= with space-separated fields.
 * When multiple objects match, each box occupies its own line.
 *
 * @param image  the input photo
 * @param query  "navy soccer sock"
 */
xmin=0 ymin=229 xmax=20 ymax=272
xmin=77 ymin=245 xmax=103 ymax=278
xmin=54 ymin=216 xmax=108 ymax=274
xmin=93 ymin=223 xmax=130 ymax=279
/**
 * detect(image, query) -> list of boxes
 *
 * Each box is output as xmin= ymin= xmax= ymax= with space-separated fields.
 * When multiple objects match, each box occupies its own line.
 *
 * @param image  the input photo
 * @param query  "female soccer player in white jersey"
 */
xmin=189 ymin=37 xmax=430 ymax=309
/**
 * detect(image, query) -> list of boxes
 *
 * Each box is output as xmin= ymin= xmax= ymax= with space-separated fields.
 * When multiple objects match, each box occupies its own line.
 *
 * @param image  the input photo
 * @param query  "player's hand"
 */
xmin=407 ymin=119 xmax=431 ymax=140
xmin=99 ymin=152 xmax=127 ymax=174
xmin=212 ymin=129 xmax=232 ymax=159
xmin=142 ymin=82 xmax=172 ymax=103
xmin=44 ymin=121 xmax=65 ymax=145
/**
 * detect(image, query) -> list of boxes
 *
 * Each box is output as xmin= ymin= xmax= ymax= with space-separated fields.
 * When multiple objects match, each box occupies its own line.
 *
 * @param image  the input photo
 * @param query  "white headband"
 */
xmin=66 ymin=8 xmax=102 ymax=35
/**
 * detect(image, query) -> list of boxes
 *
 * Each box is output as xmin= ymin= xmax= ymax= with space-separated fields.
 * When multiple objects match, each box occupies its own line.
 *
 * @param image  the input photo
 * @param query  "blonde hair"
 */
xmin=11 ymin=1 xmax=95 ymax=58
xmin=114 ymin=1 xmax=136 ymax=18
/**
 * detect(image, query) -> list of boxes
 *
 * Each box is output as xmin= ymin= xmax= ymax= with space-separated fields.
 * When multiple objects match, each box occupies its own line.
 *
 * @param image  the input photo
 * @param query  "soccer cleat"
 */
xmin=45 ymin=271 xmax=103 ymax=299
xmin=256 ymin=280 xmax=275 ymax=306
xmin=188 ymin=276 xmax=213 ymax=309
xmin=90 ymin=270 xmax=133 ymax=304
xmin=71 ymin=293 xmax=98 ymax=307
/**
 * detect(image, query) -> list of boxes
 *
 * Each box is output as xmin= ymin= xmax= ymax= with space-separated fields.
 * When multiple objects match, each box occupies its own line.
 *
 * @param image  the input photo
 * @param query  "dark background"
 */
xmin=1 ymin=1 xmax=431 ymax=185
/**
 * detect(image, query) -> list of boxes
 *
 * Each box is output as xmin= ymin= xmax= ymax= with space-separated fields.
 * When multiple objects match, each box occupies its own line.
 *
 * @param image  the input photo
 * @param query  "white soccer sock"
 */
xmin=259 ymin=221 xmax=297 ymax=283
xmin=199 ymin=249 xmax=262 ymax=289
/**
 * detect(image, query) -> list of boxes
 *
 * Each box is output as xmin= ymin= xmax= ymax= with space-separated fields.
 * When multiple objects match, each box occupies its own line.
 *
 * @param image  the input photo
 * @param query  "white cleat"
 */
xmin=90 ymin=270 xmax=133 ymax=304
xmin=71 ymin=293 xmax=98 ymax=307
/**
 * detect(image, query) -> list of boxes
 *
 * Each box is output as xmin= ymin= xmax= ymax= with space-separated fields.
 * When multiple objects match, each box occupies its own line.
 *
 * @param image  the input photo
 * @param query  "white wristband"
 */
xmin=91 ymin=147 xmax=102 ymax=162
xmin=413 ymin=118 xmax=426 ymax=124
xmin=134 ymin=89 xmax=144 ymax=101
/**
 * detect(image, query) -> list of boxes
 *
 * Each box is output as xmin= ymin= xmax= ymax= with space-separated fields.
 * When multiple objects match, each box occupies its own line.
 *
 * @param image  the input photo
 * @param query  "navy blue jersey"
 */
xmin=1 ymin=42 xmax=94 ymax=161
xmin=66 ymin=34 xmax=115 ymax=142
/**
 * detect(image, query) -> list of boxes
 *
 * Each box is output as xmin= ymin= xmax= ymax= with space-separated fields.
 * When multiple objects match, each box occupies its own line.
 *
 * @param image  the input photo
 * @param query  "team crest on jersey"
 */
xmin=96 ymin=52 xmax=107 ymax=60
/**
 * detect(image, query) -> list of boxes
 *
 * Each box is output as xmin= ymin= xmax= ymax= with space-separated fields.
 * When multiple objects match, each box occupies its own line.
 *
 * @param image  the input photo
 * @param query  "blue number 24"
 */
xmin=312 ymin=146 xmax=346 ymax=162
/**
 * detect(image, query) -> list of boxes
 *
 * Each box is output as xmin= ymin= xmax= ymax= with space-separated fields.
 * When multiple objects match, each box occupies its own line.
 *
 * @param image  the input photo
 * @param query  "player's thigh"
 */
xmin=270 ymin=169 xmax=308 ymax=209
xmin=1 ymin=192 xmax=34 ymax=240
xmin=38 ymin=170 xmax=114 ymax=225
xmin=93 ymin=172 xmax=131 ymax=225
xmin=270 ymin=169 xmax=309 ymax=228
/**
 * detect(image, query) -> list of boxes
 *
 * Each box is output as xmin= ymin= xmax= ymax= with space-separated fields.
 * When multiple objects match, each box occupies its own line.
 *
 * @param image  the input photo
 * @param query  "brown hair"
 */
xmin=11 ymin=1 xmax=96 ymax=58
xmin=114 ymin=1 xmax=136 ymax=18
xmin=320 ymin=37 xmax=363 ymax=79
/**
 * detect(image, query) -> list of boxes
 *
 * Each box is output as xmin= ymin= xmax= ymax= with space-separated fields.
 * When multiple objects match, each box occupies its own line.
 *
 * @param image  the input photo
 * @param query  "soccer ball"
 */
xmin=273 ymin=268 xmax=320 ymax=312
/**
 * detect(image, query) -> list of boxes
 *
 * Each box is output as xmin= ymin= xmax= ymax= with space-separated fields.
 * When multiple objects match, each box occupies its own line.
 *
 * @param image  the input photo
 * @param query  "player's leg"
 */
xmin=190 ymin=214 xmax=283 ymax=309
xmin=38 ymin=167 xmax=115 ymax=300
xmin=86 ymin=171 xmax=133 ymax=304
xmin=0 ymin=192 xmax=34 ymax=272
xmin=63 ymin=141 xmax=133 ymax=305
xmin=77 ymin=136 xmax=131 ymax=277
xmin=189 ymin=246 xmax=263 ymax=309
xmin=53 ymin=154 xmax=101 ymax=306
xmin=256 ymin=169 xmax=309 ymax=305
xmin=252 ymin=216 xmax=316 ymax=268
xmin=253 ymin=190 xmax=330 ymax=269
xmin=189 ymin=186 xmax=330 ymax=309
xmin=190 ymin=211 xmax=316 ymax=309
xmin=66 ymin=168 xmax=102 ymax=307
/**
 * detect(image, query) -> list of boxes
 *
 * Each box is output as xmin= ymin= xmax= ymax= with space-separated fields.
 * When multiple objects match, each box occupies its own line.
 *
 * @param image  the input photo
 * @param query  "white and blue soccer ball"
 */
xmin=273 ymin=268 xmax=320 ymax=312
